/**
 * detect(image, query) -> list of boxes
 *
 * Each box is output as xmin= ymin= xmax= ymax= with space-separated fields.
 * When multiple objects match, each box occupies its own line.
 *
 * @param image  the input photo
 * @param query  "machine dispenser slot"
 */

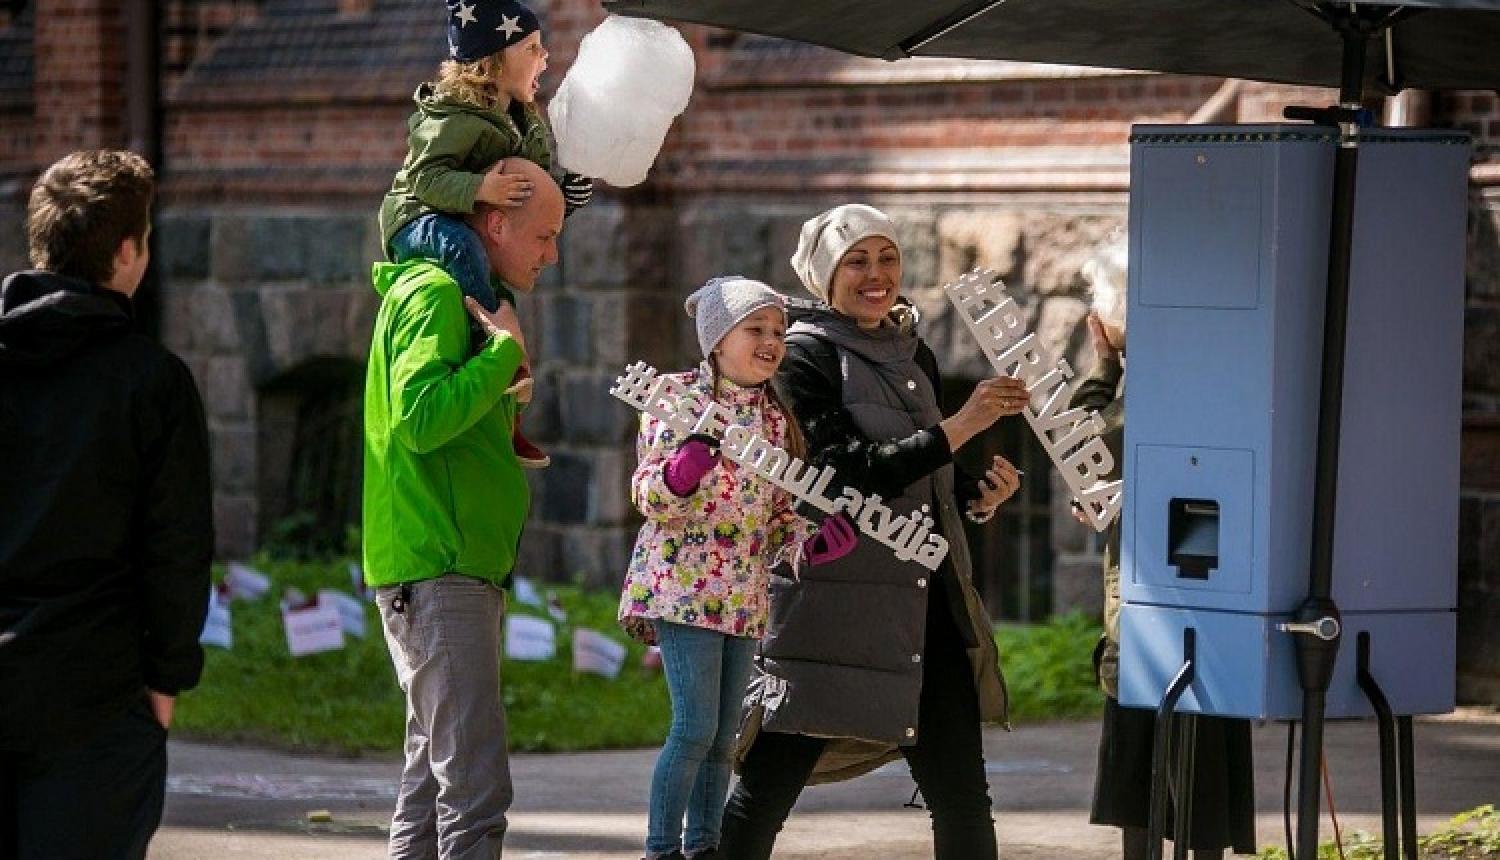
xmin=1169 ymin=498 xmax=1220 ymax=579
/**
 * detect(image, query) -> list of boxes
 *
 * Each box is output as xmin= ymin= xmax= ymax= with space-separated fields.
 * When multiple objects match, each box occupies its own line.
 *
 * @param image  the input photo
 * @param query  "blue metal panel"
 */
xmin=1118 ymin=124 xmax=1468 ymax=719
xmin=1135 ymin=143 xmax=1264 ymax=310
xmin=1130 ymin=445 xmax=1256 ymax=605
xmin=1118 ymin=605 xmax=1277 ymax=718
xmin=1118 ymin=605 xmax=1456 ymax=719
xmin=1328 ymin=135 xmax=1468 ymax=612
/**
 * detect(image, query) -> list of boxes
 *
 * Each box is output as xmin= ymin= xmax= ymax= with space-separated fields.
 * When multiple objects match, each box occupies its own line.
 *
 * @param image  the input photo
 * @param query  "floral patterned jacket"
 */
xmin=617 ymin=363 xmax=813 ymax=639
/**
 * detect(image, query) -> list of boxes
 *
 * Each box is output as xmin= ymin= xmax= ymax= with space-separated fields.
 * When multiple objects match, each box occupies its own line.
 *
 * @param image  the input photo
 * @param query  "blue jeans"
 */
xmin=389 ymin=214 xmax=511 ymax=313
xmin=647 ymin=622 xmax=757 ymax=857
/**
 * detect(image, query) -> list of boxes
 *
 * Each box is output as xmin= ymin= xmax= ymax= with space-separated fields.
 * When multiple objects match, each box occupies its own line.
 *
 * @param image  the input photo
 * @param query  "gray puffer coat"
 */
xmin=735 ymin=302 xmax=1008 ymax=785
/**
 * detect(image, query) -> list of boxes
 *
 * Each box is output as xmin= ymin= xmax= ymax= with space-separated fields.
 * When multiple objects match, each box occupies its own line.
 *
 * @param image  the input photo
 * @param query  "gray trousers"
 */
xmin=378 ymin=574 xmax=512 ymax=860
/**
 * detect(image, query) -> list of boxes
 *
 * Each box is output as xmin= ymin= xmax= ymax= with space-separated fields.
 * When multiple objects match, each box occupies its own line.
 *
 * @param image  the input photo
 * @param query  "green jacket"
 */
xmin=378 ymin=84 xmax=553 ymax=254
xmin=361 ymin=259 xmax=528 ymax=589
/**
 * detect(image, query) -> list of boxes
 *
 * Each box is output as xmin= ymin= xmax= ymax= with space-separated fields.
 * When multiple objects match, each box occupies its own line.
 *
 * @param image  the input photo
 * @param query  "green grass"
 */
xmin=174 ymin=558 xmax=669 ymax=755
xmin=175 ymin=559 xmax=1103 ymax=754
xmin=1257 ymin=804 xmax=1500 ymax=859
xmin=994 ymin=612 xmax=1105 ymax=722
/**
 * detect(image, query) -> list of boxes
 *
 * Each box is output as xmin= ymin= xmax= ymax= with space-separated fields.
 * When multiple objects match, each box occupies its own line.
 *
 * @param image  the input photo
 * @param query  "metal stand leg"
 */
xmin=1398 ymin=716 xmax=1417 ymax=860
xmin=1149 ymin=628 xmax=1196 ymax=860
xmin=1172 ymin=713 xmax=1199 ymax=860
xmin=1355 ymin=632 xmax=1400 ymax=860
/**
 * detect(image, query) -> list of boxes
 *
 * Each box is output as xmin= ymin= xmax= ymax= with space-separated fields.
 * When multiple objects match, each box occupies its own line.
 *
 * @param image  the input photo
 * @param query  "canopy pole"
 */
xmin=1290 ymin=8 xmax=1375 ymax=859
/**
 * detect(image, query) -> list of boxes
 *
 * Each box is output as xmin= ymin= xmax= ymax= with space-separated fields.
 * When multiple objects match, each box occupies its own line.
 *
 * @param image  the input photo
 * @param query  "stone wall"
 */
xmin=512 ymin=202 xmax=682 ymax=589
xmin=153 ymin=207 xmax=380 ymax=557
xmin=1458 ymin=191 xmax=1500 ymax=703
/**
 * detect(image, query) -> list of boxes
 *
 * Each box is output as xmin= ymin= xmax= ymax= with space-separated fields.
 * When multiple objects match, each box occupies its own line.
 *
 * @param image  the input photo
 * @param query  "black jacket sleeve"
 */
xmin=776 ymin=332 xmax=954 ymax=501
xmin=135 ymin=354 xmax=215 ymax=695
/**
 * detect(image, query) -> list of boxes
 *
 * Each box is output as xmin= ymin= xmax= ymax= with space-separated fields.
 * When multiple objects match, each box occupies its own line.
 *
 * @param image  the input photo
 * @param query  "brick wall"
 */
xmin=31 ymin=0 xmax=124 ymax=162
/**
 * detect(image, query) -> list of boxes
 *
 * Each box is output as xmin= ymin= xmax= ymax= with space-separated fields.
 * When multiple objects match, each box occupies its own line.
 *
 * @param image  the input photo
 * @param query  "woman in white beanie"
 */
xmin=720 ymin=204 xmax=1030 ymax=860
xmin=618 ymin=276 xmax=860 ymax=860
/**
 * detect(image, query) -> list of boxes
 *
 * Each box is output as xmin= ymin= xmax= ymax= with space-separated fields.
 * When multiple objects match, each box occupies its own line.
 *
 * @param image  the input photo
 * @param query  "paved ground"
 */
xmin=152 ymin=710 xmax=1500 ymax=859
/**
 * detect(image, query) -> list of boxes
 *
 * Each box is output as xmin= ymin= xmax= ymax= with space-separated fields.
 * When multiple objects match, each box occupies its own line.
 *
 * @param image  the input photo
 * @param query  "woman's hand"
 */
xmin=940 ymin=376 xmax=1029 ymax=451
xmin=1070 ymin=499 xmax=1091 ymax=526
xmin=968 ymin=455 xmax=1020 ymax=522
xmin=1088 ymin=312 xmax=1120 ymax=363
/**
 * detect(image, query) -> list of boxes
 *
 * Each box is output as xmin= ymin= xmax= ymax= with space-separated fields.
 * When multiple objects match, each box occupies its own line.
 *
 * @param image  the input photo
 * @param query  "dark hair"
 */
xmin=27 ymin=150 xmax=155 ymax=286
xmin=708 ymin=354 xmax=807 ymax=461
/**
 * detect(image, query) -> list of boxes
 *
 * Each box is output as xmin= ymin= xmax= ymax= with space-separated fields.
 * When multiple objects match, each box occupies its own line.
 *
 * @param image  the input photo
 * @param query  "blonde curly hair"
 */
xmin=432 ymin=56 xmax=504 ymax=111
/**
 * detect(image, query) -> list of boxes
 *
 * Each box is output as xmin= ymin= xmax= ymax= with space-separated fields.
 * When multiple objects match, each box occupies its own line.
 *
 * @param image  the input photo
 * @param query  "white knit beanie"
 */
xmin=789 ymin=203 xmax=899 ymax=301
xmin=684 ymin=275 xmax=786 ymax=358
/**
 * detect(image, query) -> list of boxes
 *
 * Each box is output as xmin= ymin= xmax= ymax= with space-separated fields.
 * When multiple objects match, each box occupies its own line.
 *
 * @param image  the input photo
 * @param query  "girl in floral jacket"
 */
xmin=618 ymin=276 xmax=856 ymax=860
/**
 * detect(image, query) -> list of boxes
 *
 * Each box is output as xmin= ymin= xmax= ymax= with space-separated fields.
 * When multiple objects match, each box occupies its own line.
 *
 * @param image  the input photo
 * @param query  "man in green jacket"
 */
xmin=363 ymin=157 xmax=562 ymax=860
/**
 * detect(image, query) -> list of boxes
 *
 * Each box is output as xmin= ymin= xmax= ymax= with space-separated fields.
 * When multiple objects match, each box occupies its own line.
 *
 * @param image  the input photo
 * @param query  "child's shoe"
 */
xmin=513 ymin=420 xmax=550 ymax=469
xmin=504 ymin=363 xmax=547 ymax=468
xmin=505 ymin=363 xmax=534 ymax=402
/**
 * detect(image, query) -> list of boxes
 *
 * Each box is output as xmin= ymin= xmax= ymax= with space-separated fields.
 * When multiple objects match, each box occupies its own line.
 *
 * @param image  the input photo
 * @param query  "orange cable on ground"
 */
xmin=1322 ymin=753 xmax=1347 ymax=860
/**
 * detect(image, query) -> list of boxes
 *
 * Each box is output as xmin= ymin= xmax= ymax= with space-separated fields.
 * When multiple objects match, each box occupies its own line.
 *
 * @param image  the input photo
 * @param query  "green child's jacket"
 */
xmin=378 ymin=83 xmax=553 ymax=254
xmin=361 ymin=258 xmax=527 ymax=589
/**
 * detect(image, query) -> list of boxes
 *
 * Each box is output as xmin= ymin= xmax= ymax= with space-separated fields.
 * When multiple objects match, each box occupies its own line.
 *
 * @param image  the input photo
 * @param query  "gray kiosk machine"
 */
xmin=1116 ymin=124 xmax=1469 ymax=847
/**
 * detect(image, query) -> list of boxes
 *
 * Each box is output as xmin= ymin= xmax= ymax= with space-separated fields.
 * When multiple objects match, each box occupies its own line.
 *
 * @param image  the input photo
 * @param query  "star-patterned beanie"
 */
xmin=447 ymin=0 xmax=541 ymax=64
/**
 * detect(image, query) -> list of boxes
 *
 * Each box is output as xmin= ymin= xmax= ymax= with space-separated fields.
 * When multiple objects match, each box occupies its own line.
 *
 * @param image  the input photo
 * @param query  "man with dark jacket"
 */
xmin=0 ymin=150 xmax=214 ymax=860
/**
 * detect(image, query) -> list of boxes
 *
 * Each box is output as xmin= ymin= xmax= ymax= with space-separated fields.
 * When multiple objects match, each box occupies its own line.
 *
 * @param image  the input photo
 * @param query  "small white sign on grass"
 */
xmin=283 ymin=602 xmax=345 ymax=657
xmin=224 ymin=562 xmax=271 ymax=601
xmin=200 ymin=586 xmax=232 ymax=649
xmin=505 ymin=615 xmax=557 ymax=662
xmin=512 ymin=575 xmax=545 ymax=608
xmin=572 ymin=628 xmax=627 ymax=679
xmin=318 ymin=589 xmax=368 ymax=639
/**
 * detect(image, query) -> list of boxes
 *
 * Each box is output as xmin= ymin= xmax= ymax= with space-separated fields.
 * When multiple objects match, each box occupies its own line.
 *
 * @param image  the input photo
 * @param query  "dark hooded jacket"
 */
xmin=0 ymin=270 xmax=213 ymax=752
xmin=736 ymin=301 xmax=1008 ymax=784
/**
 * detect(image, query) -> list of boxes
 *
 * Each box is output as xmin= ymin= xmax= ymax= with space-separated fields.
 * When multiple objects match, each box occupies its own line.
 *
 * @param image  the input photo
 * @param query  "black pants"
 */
xmin=0 ymin=697 xmax=168 ymax=860
xmin=719 ymin=578 xmax=998 ymax=860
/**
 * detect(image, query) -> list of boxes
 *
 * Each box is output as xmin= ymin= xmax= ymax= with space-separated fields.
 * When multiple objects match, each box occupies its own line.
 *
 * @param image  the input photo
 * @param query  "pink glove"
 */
xmin=803 ymin=513 xmax=858 ymax=566
xmin=663 ymin=434 xmax=720 ymax=497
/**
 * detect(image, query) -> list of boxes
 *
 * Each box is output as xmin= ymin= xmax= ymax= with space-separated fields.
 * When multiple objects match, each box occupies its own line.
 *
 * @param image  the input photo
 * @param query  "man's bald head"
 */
xmin=468 ymin=158 xmax=564 ymax=293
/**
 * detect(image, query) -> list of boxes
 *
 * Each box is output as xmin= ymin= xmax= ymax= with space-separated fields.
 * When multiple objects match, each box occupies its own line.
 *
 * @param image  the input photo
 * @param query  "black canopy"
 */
xmin=605 ymin=0 xmax=1500 ymax=92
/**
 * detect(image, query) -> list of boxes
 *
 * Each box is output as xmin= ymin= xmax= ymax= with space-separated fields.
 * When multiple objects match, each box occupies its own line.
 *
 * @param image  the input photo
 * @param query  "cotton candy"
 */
xmin=549 ymin=15 xmax=695 ymax=187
